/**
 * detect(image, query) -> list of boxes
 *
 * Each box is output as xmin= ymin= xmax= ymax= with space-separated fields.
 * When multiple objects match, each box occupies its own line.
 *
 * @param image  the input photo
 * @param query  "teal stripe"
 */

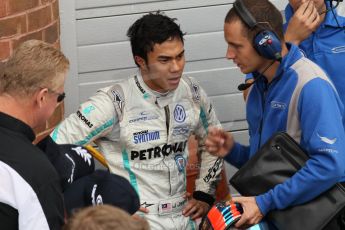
xmin=51 ymin=125 xmax=60 ymax=141
xmin=199 ymin=106 xmax=209 ymax=134
xmin=122 ymin=148 xmax=139 ymax=194
xmin=189 ymin=218 xmax=196 ymax=230
xmin=76 ymin=119 xmax=114 ymax=145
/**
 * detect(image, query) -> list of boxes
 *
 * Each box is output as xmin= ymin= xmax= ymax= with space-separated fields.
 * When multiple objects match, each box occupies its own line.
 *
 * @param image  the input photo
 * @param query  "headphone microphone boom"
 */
xmin=237 ymin=60 xmax=275 ymax=91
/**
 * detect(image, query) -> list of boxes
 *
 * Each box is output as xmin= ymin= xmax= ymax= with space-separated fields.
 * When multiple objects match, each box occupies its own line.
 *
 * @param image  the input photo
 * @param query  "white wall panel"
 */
xmin=76 ymin=5 xmax=230 ymax=45
xmin=78 ymin=32 xmax=226 ymax=73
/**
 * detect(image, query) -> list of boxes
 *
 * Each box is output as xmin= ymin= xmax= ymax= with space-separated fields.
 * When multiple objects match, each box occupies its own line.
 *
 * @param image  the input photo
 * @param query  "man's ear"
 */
xmin=134 ymin=56 xmax=147 ymax=69
xmin=35 ymin=88 xmax=48 ymax=108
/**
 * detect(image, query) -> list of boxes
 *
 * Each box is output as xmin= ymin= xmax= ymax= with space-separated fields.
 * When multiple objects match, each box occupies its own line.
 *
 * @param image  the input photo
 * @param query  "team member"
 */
xmin=205 ymin=0 xmax=345 ymax=229
xmin=0 ymin=40 xmax=69 ymax=229
xmin=243 ymin=0 xmax=345 ymax=100
xmin=52 ymin=12 xmax=222 ymax=229
xmin=284 ymin=0 xmax=345 ymax=107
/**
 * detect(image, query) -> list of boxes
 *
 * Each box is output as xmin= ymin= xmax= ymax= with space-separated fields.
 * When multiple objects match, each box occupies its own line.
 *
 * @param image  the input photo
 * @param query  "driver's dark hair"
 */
xmin=127 ymin=11 xmax=185 ymax=67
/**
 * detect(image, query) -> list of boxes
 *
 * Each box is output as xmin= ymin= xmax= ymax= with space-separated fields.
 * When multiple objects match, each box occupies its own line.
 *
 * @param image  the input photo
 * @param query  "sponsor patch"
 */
xmin=82 ymin=105 xmax=95 ymax=115
xmin=174 ymin=104 xmax=186 ymax=123
xmin=332 ymin=45 xmax=345 ymax=54
xmin=134 ymin=75 xmax=150 ymax=99
xmin=174 ymin=154 xmax=186 ymax=172
xmin=271 ymin=101 xmax=286 ymax=110
xmin=71 ymin=146 xmax=93 ymax=166
xmin=111 ymin=90 xmax=124 ymax=111
xmin=129 ymin=111 xmax=159 ymax=123
xmin=131 ymin=141 xmax=187 ymax=160
xmin=203 ymin=158 xmax=222 ymax=183
xmin=172 ymin=126 xmax=190 ymax=137
xmin=65 ymin=153 xmax=76 ymax=183
xmin=133 ymin=130 xmax=160 ymax=144
xmin=77 ymin=110 xmax=94 ymax=128
xmin=192 ymin=83 xmax=200 ymax=101
xmin=91 ymin=184 xmax=103 ymax=205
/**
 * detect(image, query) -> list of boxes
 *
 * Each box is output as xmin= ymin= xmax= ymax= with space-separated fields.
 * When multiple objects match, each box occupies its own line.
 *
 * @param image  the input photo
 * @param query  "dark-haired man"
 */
xmin=205 ymin=0 xmax=345 ymax=229
xmin=52 ymin=12 xmax=223 ymax=229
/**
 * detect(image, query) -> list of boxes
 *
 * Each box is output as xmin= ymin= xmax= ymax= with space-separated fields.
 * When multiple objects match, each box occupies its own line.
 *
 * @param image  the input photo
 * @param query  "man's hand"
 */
xmin=285 ymin=0 xmax=321 ymax=45
xmin=232 ymin=196 xmax=264 ymax=229
xmin=182 ymin=198 xmax=210 ymax=220
xmin=205 ymin=127 xmax=234 ymax=157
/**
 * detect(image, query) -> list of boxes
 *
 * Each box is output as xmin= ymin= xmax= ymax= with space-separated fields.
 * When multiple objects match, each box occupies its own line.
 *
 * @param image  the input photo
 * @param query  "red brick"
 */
xmin=12 ymin=30 xmax=43 ymax=49
xmin=43 ymin=21 xmax=58 ymax=44
xmin=0 ymin=15 xmax=27 ymax=38
xmin=0 ymin=40 xmax=11 ymax=61
xmin=28 ymin=5 xmax=52 ymax=31
xmin=8 ymin=0 xmax=39 ymax=15
xmin=52 ymin=0 xmax=59 ymax=21
xmin=0 ymin=0 xmax=8 ymax=17
xmin=41 ymin=0 xmax=55 ymax=5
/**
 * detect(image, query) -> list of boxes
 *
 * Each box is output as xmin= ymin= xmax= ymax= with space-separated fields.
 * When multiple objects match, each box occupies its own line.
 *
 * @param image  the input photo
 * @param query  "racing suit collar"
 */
xmin=135 ymin=72 xmax=176 ymax=108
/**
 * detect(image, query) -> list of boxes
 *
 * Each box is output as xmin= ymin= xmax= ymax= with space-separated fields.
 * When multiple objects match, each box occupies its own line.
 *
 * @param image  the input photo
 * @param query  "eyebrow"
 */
xmin=158 ymin=50 xmax=185 ymax=60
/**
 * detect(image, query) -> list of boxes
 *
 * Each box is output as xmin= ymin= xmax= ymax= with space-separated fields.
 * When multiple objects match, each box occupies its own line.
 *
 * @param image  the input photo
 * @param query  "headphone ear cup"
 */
xmin=254 ymin=30 xmax=282 ymax=61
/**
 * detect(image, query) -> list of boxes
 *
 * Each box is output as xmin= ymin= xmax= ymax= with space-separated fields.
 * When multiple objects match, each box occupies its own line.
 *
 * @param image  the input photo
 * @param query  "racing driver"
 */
xmin=51 ymin=12 xmax=223 ymax=229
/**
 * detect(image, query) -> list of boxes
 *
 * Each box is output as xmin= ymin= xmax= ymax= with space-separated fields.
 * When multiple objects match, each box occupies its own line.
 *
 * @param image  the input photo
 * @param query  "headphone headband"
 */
xmin=233 ymin=0 xmax=257 ymax=29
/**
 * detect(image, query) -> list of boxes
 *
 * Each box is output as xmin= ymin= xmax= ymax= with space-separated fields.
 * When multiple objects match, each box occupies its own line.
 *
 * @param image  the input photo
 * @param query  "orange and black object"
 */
xmin=199 ymin=201 xmax=243 ymax=230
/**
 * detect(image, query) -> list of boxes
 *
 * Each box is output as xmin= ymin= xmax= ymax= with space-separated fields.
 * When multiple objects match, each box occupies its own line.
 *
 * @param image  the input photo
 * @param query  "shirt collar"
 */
xmin=255 ymin=43 xmax=302 ymax=86
xmin=0 ymin=112 xmax=35 ymax=142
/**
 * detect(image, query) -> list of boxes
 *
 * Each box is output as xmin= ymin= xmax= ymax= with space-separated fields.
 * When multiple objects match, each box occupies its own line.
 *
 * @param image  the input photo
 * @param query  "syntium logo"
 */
xmin=133 ymin=130 xmax=160 ymax=144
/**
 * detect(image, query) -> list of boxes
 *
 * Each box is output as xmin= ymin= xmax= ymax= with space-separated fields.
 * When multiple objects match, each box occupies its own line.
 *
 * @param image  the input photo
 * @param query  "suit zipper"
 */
xmin=164 ymin=106 xmax=170 ymax=136
xmin=164 ymin=105 xmax=171 ymax=194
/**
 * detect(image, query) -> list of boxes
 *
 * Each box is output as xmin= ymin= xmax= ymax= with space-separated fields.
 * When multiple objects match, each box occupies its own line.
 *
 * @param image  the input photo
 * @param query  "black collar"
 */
xmin=0 ymin=112 xmax=35 ymax=142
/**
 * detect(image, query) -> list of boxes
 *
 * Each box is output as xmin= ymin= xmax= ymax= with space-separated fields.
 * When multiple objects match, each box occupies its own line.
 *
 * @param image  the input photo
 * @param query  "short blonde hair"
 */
xmin=0 ymin=40 xmax=69 ymax=97
xmin=63 ymin=205 xmax=150 ymax=230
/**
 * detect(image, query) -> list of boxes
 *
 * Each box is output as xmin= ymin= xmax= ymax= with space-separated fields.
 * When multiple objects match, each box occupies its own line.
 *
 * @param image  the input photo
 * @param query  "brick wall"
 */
xmin=0 ymin=0 xmax=64 ymax=142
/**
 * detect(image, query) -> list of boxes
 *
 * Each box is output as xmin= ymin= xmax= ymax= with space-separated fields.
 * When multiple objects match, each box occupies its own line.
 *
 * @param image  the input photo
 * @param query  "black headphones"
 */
xmin=233 ymin=0 xmax=282 ymax=62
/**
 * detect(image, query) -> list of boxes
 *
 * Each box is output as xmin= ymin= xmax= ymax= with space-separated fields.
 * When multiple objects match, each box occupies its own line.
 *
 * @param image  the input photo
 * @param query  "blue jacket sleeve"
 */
xmin=256 ymin=78 xmax=345 ymax=215
xmin=225 ymin=142 xmax=250 ymax=169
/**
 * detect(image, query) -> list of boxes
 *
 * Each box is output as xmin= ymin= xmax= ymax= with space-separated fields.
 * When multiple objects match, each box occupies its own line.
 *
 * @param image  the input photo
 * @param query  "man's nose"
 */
xmin=226 ymin=47 xmax=235 ymax=59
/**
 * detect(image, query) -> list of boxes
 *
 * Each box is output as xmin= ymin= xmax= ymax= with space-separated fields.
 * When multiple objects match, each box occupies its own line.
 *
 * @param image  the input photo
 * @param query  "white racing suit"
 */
xmin=52 ymin=73 xmax=223 ymax=229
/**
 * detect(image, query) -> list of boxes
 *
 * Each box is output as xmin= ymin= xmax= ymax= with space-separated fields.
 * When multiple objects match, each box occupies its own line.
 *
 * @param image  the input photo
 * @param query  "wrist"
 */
xmin=193 ymin=191 xmax=215 ymax=206
xmin=285 ymin=33 xmax=301 ymax=45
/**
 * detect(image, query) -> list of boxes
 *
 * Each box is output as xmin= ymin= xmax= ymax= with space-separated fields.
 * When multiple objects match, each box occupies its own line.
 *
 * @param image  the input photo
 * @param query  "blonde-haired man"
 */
xmin=0 ymin=40 xmax=69 ymax=230
xmin=63 ymin=205 xmax=150 ymax=230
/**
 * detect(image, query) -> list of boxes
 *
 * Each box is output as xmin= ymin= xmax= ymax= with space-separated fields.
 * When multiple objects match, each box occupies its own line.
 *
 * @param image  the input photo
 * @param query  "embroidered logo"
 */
xmin=91 ymin=184 xmax=103 ymax=205
xmin=71 ymin=146 xmax=92 ymax=166
xmin=174 ymin=104 xmax=186 ymax=123
xmin=317 ymin=133 xmax=337 ymax=145
xmin=82 ymin=105 xmax=95 ymax=115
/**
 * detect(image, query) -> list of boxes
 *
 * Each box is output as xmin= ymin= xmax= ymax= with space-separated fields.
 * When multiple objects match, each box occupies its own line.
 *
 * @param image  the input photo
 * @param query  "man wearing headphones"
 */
xmin=285 ymin=0 xmax=345 ymax=110
xmin=205 ymin=0 xmax=345 ymax=229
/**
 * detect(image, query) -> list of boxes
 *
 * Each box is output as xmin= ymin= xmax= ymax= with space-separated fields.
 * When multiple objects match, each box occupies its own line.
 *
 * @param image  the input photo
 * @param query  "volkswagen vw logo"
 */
xmin=174 ymin=104 xmax=186 ymax=123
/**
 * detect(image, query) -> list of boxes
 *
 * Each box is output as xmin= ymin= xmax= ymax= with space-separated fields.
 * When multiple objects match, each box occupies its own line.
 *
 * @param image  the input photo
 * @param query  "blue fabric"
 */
xmin=226 ymin=43 xmax=345 ymax=217
xmin=284 ymin=3 xmax=345 ymax=112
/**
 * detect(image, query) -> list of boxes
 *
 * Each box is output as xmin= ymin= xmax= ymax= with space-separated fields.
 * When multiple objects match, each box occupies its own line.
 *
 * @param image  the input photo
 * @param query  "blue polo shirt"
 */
xmin=227 ymin=43 xmax=345 ymax=216
xmin=284 ymin=3 xmax=345 ymax=106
